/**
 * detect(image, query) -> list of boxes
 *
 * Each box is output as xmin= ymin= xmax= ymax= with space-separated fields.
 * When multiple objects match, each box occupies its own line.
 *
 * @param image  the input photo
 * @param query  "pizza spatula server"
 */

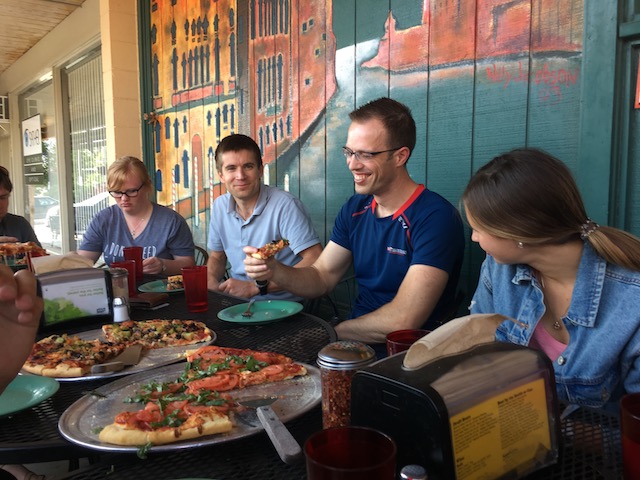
xmin=91 ymin=344 xmax=143 ymax=374
xmin=238 ymin=396 xmax=302 ymax=464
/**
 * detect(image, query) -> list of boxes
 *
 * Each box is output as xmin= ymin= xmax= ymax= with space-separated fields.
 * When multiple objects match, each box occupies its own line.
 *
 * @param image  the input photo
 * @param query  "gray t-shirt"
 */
xmin=0 ymin=213 xmax=40 ymax=246
xmin=80 ymin=203 xmax=194 ymax=265
xmin=208 ymin=184 xmax=320 ymax=301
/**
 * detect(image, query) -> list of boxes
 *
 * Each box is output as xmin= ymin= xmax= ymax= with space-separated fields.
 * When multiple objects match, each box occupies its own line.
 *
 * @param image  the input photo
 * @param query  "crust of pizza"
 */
xmin=99 ymin=410 xmax=232 ymax=445
xmin=21 ymin=362 xmax=85 ymax=378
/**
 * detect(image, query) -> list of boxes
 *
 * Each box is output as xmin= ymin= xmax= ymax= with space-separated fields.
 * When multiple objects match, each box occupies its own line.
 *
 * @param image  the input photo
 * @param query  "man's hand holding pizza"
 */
xmin=0 ymin=265 xmax=43 ymax=393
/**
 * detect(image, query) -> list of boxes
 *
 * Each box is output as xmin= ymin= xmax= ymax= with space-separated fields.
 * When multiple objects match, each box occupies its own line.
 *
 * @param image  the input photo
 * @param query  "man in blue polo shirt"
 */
xmin=243 ymin=98 xmax=465 ymax=353
xmin=207 ymin=134 xmax=322 ymax=301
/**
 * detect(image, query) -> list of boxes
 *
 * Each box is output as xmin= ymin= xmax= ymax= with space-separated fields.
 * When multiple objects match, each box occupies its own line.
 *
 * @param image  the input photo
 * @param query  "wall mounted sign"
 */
xmin=22 ymin=114 xmax=45 ymax=184
xmin=22 ymin=114 xmax=42 ymax=156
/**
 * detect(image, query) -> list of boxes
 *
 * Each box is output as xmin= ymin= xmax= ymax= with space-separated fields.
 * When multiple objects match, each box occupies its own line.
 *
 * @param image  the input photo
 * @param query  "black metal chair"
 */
xmin=194 ymin=245 xmax=209 ymax=266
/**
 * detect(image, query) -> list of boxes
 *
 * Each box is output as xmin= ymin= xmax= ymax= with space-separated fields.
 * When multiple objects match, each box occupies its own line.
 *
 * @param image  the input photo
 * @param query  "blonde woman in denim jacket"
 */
xmin=463 ymin=148 xmax=640 ymax=411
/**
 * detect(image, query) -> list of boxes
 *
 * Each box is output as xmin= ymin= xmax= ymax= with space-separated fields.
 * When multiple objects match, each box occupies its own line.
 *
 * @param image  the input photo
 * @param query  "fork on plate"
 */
xmin=242 ymin=299 xmax=255 ymax=317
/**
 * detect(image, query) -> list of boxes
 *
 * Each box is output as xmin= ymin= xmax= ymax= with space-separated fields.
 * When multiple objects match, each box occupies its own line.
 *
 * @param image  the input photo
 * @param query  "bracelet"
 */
xmin=161 ymin=260 xmax=167 ymax=273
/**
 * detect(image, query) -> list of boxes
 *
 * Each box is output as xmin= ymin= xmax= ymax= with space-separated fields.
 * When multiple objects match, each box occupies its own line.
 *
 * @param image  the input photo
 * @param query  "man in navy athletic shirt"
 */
xmin=244 ymin=98 xmax=465 ymax=355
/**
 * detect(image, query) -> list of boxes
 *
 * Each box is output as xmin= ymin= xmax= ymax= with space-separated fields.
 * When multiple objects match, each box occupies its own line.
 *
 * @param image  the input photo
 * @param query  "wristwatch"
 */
xmin=256 ymin=280 xmax=269 ymax=295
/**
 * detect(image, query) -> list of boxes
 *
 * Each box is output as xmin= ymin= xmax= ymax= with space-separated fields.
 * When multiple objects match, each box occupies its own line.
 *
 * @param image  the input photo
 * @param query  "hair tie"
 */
xmin=580 ymin=218 xmax=599 ymax=240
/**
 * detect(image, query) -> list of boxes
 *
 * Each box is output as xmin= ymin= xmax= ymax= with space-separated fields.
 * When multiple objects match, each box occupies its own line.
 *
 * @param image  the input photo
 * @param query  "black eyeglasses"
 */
xmin=342 ymin=146 xmax=403 ymax=161
xmin=109 ymin=184 xmax=144 ymax=198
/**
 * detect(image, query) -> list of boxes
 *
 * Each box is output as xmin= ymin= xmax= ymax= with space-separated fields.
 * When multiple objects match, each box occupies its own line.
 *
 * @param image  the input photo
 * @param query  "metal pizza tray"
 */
xmin=58 ymin=362 xmax=321 ymax=453
xmin=21 ymin=327 xmax=216 ymax=382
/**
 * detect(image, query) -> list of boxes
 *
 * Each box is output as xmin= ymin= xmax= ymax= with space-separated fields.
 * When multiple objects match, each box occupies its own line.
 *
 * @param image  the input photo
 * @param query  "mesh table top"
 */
xmin=0 ymin=290 xmax=336 ymax=464
xmin=53 ymin=404 xmax=623 ymax=480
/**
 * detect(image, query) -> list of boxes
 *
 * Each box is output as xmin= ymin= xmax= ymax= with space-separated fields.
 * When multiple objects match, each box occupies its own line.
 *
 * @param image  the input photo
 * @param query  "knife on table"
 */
xmin=238 ymin=396 xmax=302 ymax=464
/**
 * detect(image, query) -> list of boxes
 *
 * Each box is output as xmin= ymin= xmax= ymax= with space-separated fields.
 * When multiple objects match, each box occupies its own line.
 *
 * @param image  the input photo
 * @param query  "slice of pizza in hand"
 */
xmin=22 ymin=334 xmax=126 ymax=378
xmin=250 ymin=239 xmax=290 ymax=259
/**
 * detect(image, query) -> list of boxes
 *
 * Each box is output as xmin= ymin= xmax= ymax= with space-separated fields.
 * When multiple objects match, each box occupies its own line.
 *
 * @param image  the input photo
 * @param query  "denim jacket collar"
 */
xmin=512 ymin=243 xmax=605 ymax=329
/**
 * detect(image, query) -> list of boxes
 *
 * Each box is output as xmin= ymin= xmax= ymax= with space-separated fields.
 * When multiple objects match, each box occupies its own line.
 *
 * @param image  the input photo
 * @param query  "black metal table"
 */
xmin=27 ymin=403 xmax=624 ymax=480
xmin=0 ymin=290 xmax=336 ymax=465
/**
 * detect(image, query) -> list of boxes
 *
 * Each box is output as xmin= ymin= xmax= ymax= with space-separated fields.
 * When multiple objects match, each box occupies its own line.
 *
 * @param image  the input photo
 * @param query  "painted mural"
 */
xmin=146 ymin=0 xmax=583 ymax=293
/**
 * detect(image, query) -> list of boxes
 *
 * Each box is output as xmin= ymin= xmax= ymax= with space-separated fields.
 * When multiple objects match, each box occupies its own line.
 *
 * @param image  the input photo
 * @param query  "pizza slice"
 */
xmin=184 ymin=345 xmax=307 ymax=394
xmin=97 ymin=345 xmax=308 ymax=446
xmin=166 ymin=275 xmax=183 ymax=290
xmin=250 ymin=239 xmax=290 ymax=259
xmin=98 ymin=389 xmax=234 ymax=446
xmin=23 ymin=334 xmax=126 ymax=378
xmin=101 ymin=319 xmax=213 ymax=349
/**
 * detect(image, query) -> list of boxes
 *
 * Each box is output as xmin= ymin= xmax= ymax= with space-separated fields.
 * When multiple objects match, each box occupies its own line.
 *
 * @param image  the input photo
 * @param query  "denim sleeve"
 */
xmin=470 ymin=256 xmax=494 ymax=314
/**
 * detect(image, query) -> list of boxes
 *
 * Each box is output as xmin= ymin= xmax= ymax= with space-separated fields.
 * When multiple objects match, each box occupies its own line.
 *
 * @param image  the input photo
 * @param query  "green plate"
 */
xmin=138 ymin=279 xmax=183 ymax=293
xmin=217 ymin=300 xmax=303 ymax=324
xmin=0 ymin=375 xmax=60 ymax=418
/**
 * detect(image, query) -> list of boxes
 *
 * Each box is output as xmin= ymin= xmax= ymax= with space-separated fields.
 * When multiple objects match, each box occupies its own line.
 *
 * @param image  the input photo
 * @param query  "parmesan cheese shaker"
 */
xmin=317 ymin=340 xmax=375 ymax=429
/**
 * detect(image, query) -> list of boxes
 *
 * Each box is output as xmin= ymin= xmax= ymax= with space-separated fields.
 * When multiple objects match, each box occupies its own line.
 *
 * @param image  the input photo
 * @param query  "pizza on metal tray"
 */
xmin=97 ymin=345 xmax=307 ymax=447
xmin=23 ymin=319 xmax=212 ymax=378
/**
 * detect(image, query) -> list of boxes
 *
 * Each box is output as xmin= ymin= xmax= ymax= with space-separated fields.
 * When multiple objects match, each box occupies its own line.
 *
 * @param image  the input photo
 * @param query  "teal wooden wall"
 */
xmin=141 ymin=0 xmax=634 ymax=314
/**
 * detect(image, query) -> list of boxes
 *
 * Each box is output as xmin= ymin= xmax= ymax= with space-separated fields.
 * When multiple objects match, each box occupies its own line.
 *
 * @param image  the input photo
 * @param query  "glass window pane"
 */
xmin=67 ymin=50 xmax=107 ymax=248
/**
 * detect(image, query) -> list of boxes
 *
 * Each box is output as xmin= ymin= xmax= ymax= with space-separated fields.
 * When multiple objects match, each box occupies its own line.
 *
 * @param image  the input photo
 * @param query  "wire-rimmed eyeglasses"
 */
xmin=342 ymin=146 xmax=403 ymax=161
xmin=109 ymin=184 xmax=144 ymax=198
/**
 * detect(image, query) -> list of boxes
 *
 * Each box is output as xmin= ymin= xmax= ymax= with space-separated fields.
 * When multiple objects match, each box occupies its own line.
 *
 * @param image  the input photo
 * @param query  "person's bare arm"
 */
xmin=244 ymin=241 xmax=351 ymax=299
xmin=143 ymin=255 xmax=195 ymax=275
xmin=207 ymin=250 xmax=229 ymax=291
xmin=221 ymin=243 xmax=325 ymax=298
xmin=0 ymin=267 xmax=43 ymax=394
xmin=335 ymin=265 xmax=449 ymax=344
xmin=76 ymin=249 xmax=102 ymax=263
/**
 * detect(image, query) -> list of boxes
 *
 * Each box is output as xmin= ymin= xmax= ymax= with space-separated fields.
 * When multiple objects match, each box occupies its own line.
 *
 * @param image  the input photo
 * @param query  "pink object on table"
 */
xmin=181 ymin=265 xmax=208 ymax=313
xmin=123 ymin=246 xmax=143 ymax=281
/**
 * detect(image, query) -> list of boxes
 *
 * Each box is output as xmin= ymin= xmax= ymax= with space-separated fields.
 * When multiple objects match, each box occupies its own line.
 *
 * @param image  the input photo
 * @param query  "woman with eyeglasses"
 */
xmin=0 ymin=166 xmax=41 ymax=246
xmin=77 ymin=156 xmax=194 ymax=275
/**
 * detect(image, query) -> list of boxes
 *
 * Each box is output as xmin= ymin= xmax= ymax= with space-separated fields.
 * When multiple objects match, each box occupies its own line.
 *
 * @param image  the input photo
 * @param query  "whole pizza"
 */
xmin=97 ymin=345 xmax=308 ymax=446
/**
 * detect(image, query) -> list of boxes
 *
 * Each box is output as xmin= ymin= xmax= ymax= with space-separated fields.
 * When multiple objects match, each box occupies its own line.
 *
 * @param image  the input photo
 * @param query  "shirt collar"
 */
xmin=512 ymin=243 xmax=604 ymax=328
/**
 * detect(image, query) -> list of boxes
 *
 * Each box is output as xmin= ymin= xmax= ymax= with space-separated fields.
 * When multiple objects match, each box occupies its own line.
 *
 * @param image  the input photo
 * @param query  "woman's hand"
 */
xmin=142 ymin=256 xmax=166 ymax=275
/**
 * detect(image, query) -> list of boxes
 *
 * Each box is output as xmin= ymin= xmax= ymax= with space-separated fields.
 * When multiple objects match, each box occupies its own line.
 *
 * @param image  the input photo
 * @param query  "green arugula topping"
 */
xmin=137 ymin=442 xmax=152 ymax=459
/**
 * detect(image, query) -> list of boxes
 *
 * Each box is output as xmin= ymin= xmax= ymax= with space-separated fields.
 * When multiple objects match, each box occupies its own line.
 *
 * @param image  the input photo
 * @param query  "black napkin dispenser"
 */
xmin=351 ymin=342 xmax=560 ymax=480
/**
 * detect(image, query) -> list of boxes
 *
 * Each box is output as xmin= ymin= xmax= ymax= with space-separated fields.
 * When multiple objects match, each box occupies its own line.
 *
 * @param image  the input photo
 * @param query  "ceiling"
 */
xmin=0 ymin=0 xmax=86 ymax=77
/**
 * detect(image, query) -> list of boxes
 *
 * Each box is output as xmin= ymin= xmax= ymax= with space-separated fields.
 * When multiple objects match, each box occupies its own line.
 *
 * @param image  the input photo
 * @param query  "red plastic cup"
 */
xmin=621 ymin=393 xmax=640 ymax=479
xmin=181 ymin=265 xmax=208 ymax=313
xmin=386 ymin=329 xmax=430 ymax=355
xmin=123 ymin=246 xmax=143 ymax=282
xmin=305 ymin=426 xmax=396 ymax=479
xmin=111 ymin=260 xmax=137 ymax=298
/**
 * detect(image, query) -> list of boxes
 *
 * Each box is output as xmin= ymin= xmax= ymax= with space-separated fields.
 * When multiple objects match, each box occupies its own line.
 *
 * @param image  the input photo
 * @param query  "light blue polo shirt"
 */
xmin=207 ymin=184 xmax=320 ymax=301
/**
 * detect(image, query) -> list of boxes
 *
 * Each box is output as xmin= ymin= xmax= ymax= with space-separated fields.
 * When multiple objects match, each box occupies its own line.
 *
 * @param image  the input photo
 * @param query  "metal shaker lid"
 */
xmin=112 ymin=297 xmax=127 ymax=306
xmin=317 ymin=341 xmax=376 ymax=370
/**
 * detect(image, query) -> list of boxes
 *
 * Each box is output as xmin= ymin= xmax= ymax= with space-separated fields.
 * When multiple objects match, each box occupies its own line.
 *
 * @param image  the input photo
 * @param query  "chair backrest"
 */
xmin=194 ymin=245 xmax=209 ymax=266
